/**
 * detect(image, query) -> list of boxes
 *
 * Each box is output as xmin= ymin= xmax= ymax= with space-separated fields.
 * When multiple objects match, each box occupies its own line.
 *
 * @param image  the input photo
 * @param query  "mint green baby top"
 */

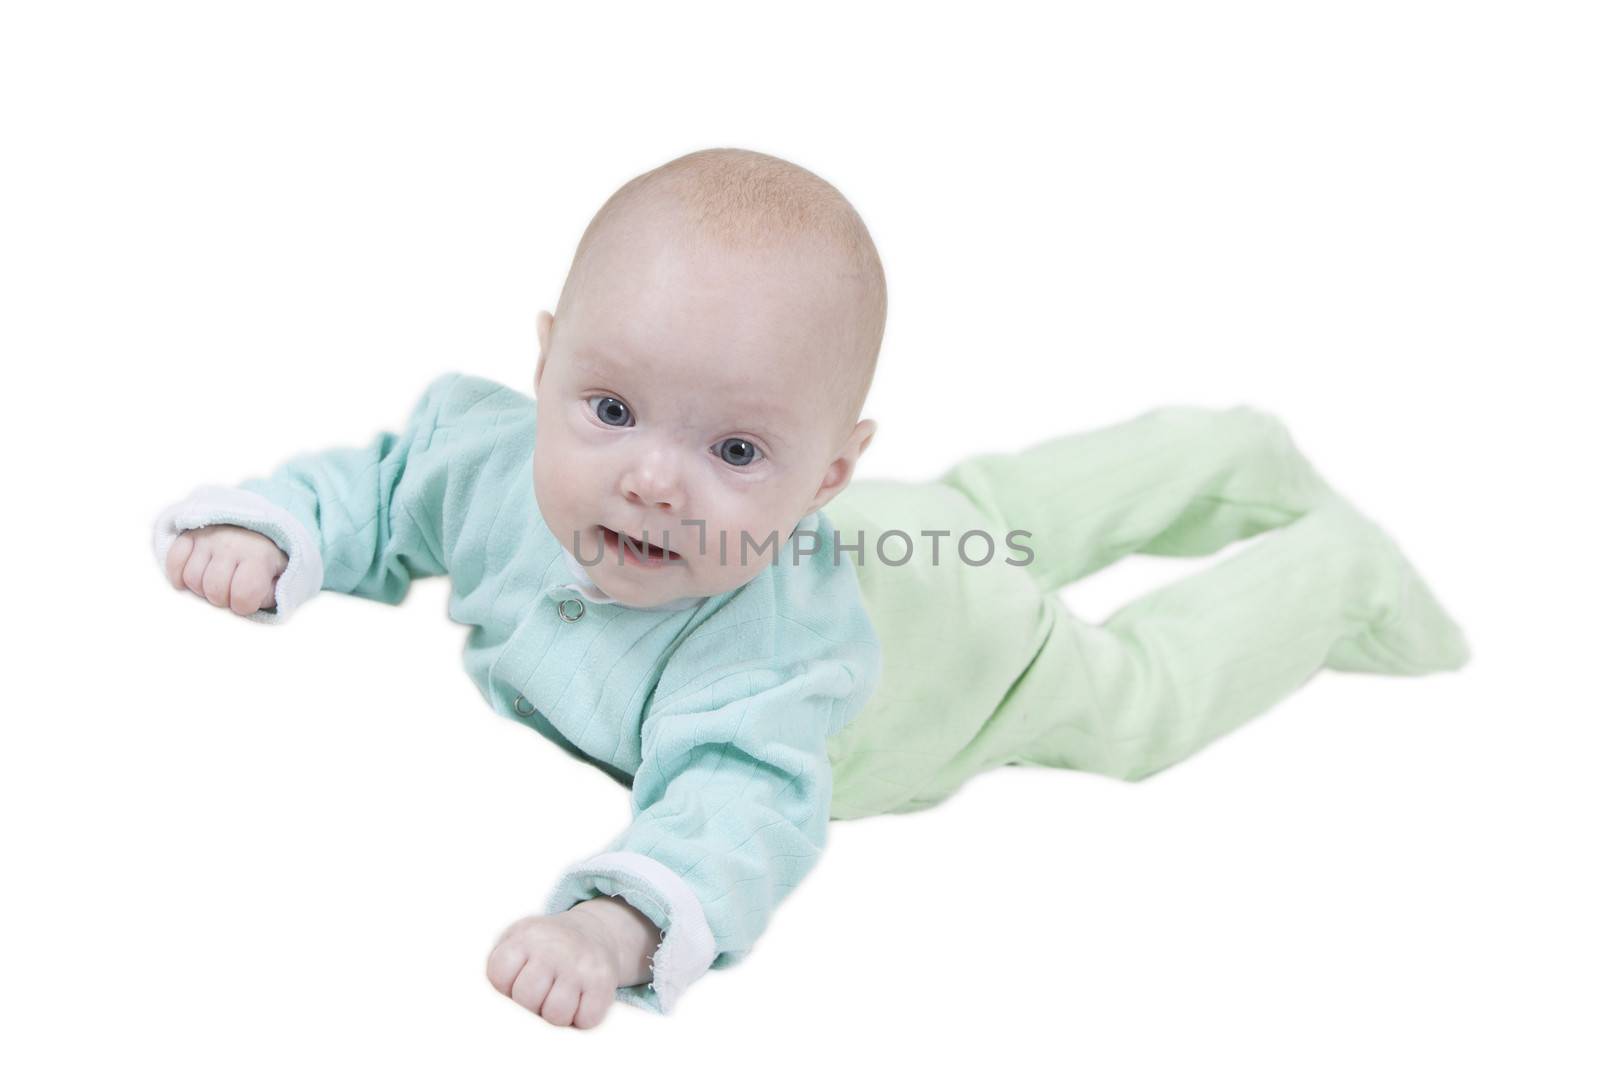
xmin=150 ymin=373 xmax=883 ymax=1016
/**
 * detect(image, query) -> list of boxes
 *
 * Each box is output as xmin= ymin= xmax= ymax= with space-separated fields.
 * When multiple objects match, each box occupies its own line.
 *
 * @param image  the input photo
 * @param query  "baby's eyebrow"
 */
xmin=570 ymin=350 xmax=624 ymax=376
xmin=702 ymin=397 xmax=796 ymax=452
xmin=737 ymin=422 xmax=789 ymax=455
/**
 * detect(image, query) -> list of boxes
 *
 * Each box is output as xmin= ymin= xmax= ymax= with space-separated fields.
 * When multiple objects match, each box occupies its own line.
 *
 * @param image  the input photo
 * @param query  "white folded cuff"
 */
xmin=151 ymin=484 xmax=324 ymax=624
xmin=543 ymin=850 xmax=717 ymax=1015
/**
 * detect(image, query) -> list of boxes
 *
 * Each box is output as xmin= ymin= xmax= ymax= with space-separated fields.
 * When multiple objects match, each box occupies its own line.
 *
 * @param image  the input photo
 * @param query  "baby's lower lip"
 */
xmin=599 ymin=526 xmax=681 ymax=569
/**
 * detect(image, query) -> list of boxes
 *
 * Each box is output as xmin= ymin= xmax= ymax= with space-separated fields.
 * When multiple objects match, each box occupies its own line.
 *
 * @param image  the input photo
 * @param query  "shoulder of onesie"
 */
xmin=419 ymin=372 xmax=535 ymax=426
xmin=399 ymin=373 xmax=540 ymax=473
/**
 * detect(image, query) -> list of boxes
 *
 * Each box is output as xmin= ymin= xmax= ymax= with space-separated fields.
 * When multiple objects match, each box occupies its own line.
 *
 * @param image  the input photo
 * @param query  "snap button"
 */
xmin=513 ymin=695 xmax=537 ymax=717
xmin=557 ymin=598 xmax=585 ymax=622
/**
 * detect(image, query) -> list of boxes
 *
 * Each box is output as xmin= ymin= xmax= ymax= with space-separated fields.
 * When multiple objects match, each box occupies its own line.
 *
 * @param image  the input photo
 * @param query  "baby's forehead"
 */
xmin=604 ymin=196 xmax=852 ymax=284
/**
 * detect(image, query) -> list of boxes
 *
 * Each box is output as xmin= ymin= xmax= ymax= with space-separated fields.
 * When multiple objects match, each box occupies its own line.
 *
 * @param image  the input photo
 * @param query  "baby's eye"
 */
xmin=588 ymin=395 xmax=633 ymax=427
xmin=714 ymin=437 xmax=762 ymax=467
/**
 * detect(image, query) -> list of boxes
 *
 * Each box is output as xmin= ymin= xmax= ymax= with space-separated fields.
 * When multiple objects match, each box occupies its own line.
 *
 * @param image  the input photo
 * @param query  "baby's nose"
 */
xmin=621 ymin=452 xmax=686 ymax=511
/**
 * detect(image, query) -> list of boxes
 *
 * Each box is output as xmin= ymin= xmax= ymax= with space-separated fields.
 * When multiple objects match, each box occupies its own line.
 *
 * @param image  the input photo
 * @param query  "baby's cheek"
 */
xmin=534 ymin=436 xmax=582 ymax=504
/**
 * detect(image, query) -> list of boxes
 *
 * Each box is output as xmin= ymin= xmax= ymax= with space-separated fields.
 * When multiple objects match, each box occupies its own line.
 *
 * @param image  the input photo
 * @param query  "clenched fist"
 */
xmin=166 ymin=524 xmax=288 ymax=616
xmin=486 ymin=897 xmax=662 ymax=1029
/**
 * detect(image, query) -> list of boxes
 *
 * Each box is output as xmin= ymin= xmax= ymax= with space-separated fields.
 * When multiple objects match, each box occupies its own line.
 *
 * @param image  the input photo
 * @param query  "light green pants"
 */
xmin=822 ymin=405 xmax=1471 ymax=820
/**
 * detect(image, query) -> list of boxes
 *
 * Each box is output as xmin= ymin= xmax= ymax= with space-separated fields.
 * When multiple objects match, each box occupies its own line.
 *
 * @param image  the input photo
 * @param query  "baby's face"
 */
xmin=532 ymin=218 xmax=874 ymax=608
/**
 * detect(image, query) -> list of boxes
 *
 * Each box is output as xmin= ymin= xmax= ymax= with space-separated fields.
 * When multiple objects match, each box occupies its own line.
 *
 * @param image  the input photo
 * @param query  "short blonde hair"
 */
xmin=557 ymin=148 xmax=886 ymax=435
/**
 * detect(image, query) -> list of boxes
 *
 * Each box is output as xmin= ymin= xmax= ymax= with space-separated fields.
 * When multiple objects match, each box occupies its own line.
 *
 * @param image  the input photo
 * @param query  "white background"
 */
xmin=3 ymin=1 xmax=1596 ymax=1083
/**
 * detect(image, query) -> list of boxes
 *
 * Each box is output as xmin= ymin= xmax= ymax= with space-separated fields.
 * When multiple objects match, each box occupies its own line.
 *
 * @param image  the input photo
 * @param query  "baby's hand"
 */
xmin=486 ymin=908 xmax=627 ymax=1029
xmin=165 ymin=524 xmax=288 ymax=616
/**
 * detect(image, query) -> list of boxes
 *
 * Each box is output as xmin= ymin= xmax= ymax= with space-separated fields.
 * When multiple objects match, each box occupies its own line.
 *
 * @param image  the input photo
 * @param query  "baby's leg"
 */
xmin=938 ymin=498 xmax=1471 ymax=785
xmin=936 ymin=405 xmax=1337 ymax=594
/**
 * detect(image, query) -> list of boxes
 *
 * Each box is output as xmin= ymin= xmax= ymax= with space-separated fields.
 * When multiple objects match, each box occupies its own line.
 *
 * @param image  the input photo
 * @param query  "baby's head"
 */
xmin=532 ymin=148 xmax=887 ymax=608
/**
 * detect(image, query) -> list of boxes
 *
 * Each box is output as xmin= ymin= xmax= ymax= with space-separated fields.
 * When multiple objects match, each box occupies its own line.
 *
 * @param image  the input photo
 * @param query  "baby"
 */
xmin=150 ymin=148 xmax=1472 ymax=1029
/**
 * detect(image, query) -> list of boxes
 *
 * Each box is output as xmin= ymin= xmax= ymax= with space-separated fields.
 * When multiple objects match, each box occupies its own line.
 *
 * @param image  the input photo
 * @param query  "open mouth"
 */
xmin=599 ymin=526 xmax=682 ymax=568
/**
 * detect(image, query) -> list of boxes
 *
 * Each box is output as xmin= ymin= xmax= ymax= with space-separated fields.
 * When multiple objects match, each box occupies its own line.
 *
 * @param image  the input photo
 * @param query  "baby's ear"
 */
xmin=807 ymin=418 xmax=877 ymax=514
xmin=534 ymin=311 xmax=555 ymax=392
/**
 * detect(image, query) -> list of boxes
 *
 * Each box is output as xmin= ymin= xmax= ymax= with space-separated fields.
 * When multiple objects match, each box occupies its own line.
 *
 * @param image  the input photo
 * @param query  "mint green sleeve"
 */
xmin=542 ymin=520 xmax=883 ymax=1015
xmin=150 ymin=372 xmax=468 ymax=622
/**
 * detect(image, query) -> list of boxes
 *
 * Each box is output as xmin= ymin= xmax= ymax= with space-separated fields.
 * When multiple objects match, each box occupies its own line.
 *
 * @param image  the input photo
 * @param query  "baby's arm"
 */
xmin=527 ymin=691 xmax=836 ymax=1021
xmin=489 ymin=622 xmax=871 ymax=1026
xmin=487 ymin=548 xmax=882 ymax=1027
xmin=151 ymin=373 xmax=467 ymax=622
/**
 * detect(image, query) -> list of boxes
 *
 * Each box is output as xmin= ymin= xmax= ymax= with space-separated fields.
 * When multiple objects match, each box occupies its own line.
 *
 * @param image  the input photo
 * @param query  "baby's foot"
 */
xmin=1250 ymin=407 xmax=1340 ymax=512
xmin=1321 ymin=498 xmax=1473 ymax=676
